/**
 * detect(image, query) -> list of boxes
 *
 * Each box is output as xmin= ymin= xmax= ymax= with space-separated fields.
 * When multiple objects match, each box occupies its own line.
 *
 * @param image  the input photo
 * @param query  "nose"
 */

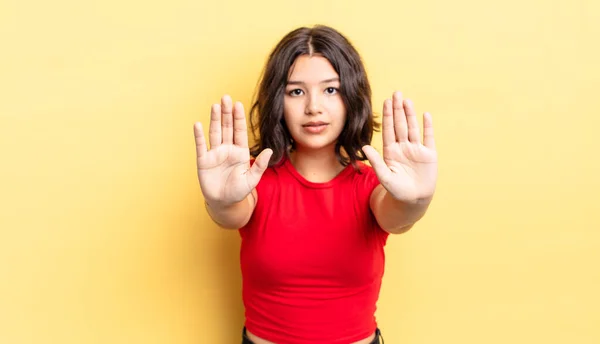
xmin=305 ymin=92 xmax=322 ymax=115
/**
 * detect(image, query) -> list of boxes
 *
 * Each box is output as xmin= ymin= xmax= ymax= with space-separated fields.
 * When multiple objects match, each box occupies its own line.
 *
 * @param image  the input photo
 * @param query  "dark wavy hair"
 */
xmin=249 ymin=25 xmax=380 ymax=169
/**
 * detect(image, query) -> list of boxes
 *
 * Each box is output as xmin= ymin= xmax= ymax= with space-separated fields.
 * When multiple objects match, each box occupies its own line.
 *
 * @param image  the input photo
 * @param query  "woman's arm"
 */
xmin=370 ymin=184 xmax=432 ymax=234
xmin=362 ymin=91 xmax=438 ymax=234
xmin=205 ymin=189 xmax=258 ymax=230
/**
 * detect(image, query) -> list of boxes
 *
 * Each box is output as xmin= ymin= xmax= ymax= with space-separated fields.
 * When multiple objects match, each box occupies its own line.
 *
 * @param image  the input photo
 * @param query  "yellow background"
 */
xmin=1 ymin=0 xmax=599 ymax=343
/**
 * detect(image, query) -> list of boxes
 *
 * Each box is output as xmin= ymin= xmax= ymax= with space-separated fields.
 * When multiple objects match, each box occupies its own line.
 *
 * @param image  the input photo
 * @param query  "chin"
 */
xmin=294 ymin=140 xmax=337 ymax=152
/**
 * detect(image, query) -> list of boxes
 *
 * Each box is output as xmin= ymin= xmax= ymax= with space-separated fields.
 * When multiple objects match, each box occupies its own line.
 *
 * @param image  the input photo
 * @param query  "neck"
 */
xmin=289 ymin=145 xmax=346 ymax=183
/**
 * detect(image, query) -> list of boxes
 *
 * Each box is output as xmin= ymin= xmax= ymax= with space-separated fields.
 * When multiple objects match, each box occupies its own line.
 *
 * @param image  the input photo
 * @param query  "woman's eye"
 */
xmin=325 ymin=87 xmax=338 ymax=94
xmin=289 ymin=89 xmax=304 ymax=96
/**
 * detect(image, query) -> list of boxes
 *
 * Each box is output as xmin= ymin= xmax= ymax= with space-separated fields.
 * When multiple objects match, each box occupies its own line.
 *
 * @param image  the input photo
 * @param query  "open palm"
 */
xmin=194 ymin=95 xmax=272 ymax=206
xmin=363 ymin=91 xmax=438 ymax=203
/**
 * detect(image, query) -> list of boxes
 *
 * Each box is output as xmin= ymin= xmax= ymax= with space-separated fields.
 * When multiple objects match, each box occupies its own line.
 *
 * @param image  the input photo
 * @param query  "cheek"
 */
xmin=334 ymin=113 xmax=347 ymax=135
xmin=282 ymin=100 xmax=295 ymax=120
xmin=282 ymin=114 xmax=296 ymax=137
xmin=326 ymin=96 xmax=346 ymax=113
xmin=331 ymin=100 xmax=347 ymax=124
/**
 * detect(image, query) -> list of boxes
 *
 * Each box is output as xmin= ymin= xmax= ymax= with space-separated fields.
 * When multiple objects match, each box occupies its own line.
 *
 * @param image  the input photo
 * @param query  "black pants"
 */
xmin=242 ymin=327 xmax=384 ymax=344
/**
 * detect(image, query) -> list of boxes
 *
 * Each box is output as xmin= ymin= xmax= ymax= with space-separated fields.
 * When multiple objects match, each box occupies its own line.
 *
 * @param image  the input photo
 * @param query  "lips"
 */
xmin=302 ymin=121 xmax=329 ymax=134
xmin=302 ymin=121 xmax=328 ymax=127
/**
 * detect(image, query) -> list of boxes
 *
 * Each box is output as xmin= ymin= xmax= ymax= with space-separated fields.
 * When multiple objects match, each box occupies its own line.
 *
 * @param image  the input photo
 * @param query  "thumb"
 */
xmin=246 ymin=148 xmax=273 ymax=189
xmin=362 ymin=145 xmax=390 ymax=182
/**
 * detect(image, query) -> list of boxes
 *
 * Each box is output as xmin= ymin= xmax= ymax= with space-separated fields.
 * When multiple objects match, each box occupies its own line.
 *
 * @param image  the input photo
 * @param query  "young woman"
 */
xmin=194 ymin=25 xmax=438 ymax=344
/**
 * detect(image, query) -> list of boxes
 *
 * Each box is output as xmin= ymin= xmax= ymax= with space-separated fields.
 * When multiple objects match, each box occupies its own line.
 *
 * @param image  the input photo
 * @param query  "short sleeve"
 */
xmin=354 ymin=163 xmax=389 ymax=244
xmin=359 ymin=164 xmax=381 ymax=199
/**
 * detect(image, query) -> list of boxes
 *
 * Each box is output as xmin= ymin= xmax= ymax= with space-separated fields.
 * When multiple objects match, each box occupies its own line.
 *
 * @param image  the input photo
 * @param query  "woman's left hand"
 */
xmin=362 ymin=91 xmax=438 ymax=203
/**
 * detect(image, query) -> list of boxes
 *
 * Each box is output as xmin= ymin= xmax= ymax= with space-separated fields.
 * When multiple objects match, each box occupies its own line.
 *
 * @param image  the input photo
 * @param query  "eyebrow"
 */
xmin=286 ymin=77 xmax=340 ymax=85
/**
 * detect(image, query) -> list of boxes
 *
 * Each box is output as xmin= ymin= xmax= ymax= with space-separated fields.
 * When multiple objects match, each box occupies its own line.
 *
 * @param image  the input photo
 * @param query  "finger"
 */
xmin=246 ymin=148 xmax=273 ymax=189
xmin=392 ymin=91 xmax=408 ymax=142
xmin=233 ymin=101 xmax=249 ymax=148
xmin=423 ymin=112 xmax=436 ymax=149
xmin=194 ymin=122 xmax=207 ymax=158
xmin=209 ymin=104 xmax=222 ymax=148
xmin=381 ymin=99 xmax=395 ymax=147
xmin=362 ymin=145 xmax=391 ymax=183
xmin=404 ymin=99 xmax=421 ymax=144
xmin=221 ymin=95 xmax=234 ymax=145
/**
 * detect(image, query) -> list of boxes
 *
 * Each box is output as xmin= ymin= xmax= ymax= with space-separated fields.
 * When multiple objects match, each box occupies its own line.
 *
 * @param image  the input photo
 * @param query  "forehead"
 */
xmin=287 ymin=54 xmax=339 ymax=83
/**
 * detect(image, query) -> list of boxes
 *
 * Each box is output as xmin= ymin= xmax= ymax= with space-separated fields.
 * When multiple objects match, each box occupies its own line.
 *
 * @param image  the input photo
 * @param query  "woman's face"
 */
xmin=283 ymin=54 xmax=347 ymax=152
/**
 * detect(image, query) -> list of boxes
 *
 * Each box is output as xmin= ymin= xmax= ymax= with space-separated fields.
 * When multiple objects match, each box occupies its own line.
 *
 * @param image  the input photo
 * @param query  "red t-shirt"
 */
xmin=239 ymin=157 xmax=389 ymax=343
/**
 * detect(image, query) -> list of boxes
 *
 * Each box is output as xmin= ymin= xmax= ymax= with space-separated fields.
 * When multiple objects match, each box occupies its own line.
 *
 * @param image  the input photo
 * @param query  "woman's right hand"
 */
xmin=194 ymin=95 xmax=273 ymax=207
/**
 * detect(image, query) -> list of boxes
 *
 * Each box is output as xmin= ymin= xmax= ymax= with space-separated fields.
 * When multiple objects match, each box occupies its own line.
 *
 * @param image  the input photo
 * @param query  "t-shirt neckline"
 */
xmin=283 ymin=156 xmax=354 ymax=189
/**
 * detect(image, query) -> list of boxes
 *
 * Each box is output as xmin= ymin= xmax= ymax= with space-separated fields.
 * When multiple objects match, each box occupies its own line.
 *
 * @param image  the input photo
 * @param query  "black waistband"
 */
xmin=241 ymin=327 xmax=384 ymax=344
